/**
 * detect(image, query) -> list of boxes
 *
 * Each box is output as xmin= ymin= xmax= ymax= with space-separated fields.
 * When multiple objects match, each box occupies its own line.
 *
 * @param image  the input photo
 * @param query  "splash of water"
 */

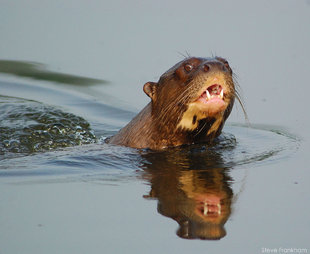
xmin=0 ymin=95 xmax=97 ymax=157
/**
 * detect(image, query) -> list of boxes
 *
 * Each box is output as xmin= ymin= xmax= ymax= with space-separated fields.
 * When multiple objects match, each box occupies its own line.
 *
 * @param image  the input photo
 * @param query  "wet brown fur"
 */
xmin=108 ymin=57 xmax=238 ymax=150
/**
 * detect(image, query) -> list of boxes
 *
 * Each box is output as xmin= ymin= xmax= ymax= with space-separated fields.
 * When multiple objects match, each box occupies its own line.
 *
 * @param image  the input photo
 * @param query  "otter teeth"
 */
xmin=203 ymin=202 xmax=222 ymax=216
xmin=217 ymin=204 xmax=222 ymax=215
xmin=203 ymin=203 xmax=209 ymax=215
xmin=220 ymin=89 xmax=224 ymax=99
xmin=205 ymin=87 xmax=224 ymax=101
xmin=206 ymin=89 xmax=211 ymax=100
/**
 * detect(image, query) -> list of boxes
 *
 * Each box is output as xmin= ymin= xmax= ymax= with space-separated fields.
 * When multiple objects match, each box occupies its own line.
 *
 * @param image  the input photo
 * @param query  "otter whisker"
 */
xmin=233 ymin=78 xmax=249 ymax=124
xmin=193 ymin=121 xmax=208 ymax=138
xmin=157 ymin=83 xmax=194 ymax=121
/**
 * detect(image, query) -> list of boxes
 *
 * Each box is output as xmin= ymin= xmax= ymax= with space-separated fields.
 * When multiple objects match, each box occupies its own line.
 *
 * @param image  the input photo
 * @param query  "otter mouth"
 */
xmin=199 ymin=84 xmax=224 ymax=102
xmin=199 ymin=202 xmax=222 ymax=217
xmin=194 ymin=84 xmax=227 ymax=115
xmin=195 ymin=195 xmax=223 ymax=220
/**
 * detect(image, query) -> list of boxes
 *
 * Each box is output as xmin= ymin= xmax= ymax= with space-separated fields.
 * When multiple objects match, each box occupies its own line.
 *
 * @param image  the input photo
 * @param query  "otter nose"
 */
xmin=203 ymin=61 xmax=227 ymax=72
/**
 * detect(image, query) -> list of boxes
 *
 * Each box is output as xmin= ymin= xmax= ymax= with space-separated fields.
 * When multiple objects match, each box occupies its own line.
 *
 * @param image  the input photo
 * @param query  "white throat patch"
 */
xmin=177 ymin=102 xmax=223 ymax=135
xmin=177 ymin=102 xmax=207 ymax=130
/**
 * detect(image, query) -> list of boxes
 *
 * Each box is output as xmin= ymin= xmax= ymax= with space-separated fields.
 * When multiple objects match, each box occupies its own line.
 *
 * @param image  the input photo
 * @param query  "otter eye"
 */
xmin=223 ymin=61 xmax=230 ymax=69
xmin=184 ymin=63 xmax=193 ymax=72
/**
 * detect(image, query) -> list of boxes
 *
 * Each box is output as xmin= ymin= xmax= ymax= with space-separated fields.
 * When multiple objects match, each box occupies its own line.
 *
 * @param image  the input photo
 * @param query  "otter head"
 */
xmin=143 ymin=57 xmax=236 ymax=145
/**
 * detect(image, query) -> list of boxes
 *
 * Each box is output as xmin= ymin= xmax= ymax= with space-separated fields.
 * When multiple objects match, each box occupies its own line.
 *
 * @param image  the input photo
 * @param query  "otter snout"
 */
xmin=202 ymin=60 xmax=230 ymax=73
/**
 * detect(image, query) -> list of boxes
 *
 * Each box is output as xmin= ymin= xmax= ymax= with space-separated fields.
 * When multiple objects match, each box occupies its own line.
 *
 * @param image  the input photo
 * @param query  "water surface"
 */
xmin=0 ymin=1 xmax=309 ymax=253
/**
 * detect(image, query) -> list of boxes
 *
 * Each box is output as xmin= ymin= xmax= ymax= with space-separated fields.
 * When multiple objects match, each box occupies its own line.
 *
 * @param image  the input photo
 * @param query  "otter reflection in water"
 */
xmin=142 ymin=145 xmax=234 ymax=240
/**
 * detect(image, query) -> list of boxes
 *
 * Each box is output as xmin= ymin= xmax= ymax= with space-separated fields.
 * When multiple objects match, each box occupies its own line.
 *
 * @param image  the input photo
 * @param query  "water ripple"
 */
xmin=0 ymin=95 xmax=96 ymax=157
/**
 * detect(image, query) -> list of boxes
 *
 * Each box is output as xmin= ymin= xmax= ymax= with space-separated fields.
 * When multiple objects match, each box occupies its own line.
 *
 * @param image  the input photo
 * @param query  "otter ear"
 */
xmin=143 ymin=82 xmax=157 ymax=100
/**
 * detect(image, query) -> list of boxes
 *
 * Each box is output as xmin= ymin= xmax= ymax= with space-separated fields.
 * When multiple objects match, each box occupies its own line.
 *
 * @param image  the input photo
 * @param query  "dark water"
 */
xmin=1 ymin=1 xmax=309 ymax=253
xmin=0 ymin=95 xmax=96 ymax=156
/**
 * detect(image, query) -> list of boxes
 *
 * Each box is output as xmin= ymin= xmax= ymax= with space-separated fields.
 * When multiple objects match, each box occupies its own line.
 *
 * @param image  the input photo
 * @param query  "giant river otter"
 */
xmin=108 ymin=57 xmax=238 ymax=150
